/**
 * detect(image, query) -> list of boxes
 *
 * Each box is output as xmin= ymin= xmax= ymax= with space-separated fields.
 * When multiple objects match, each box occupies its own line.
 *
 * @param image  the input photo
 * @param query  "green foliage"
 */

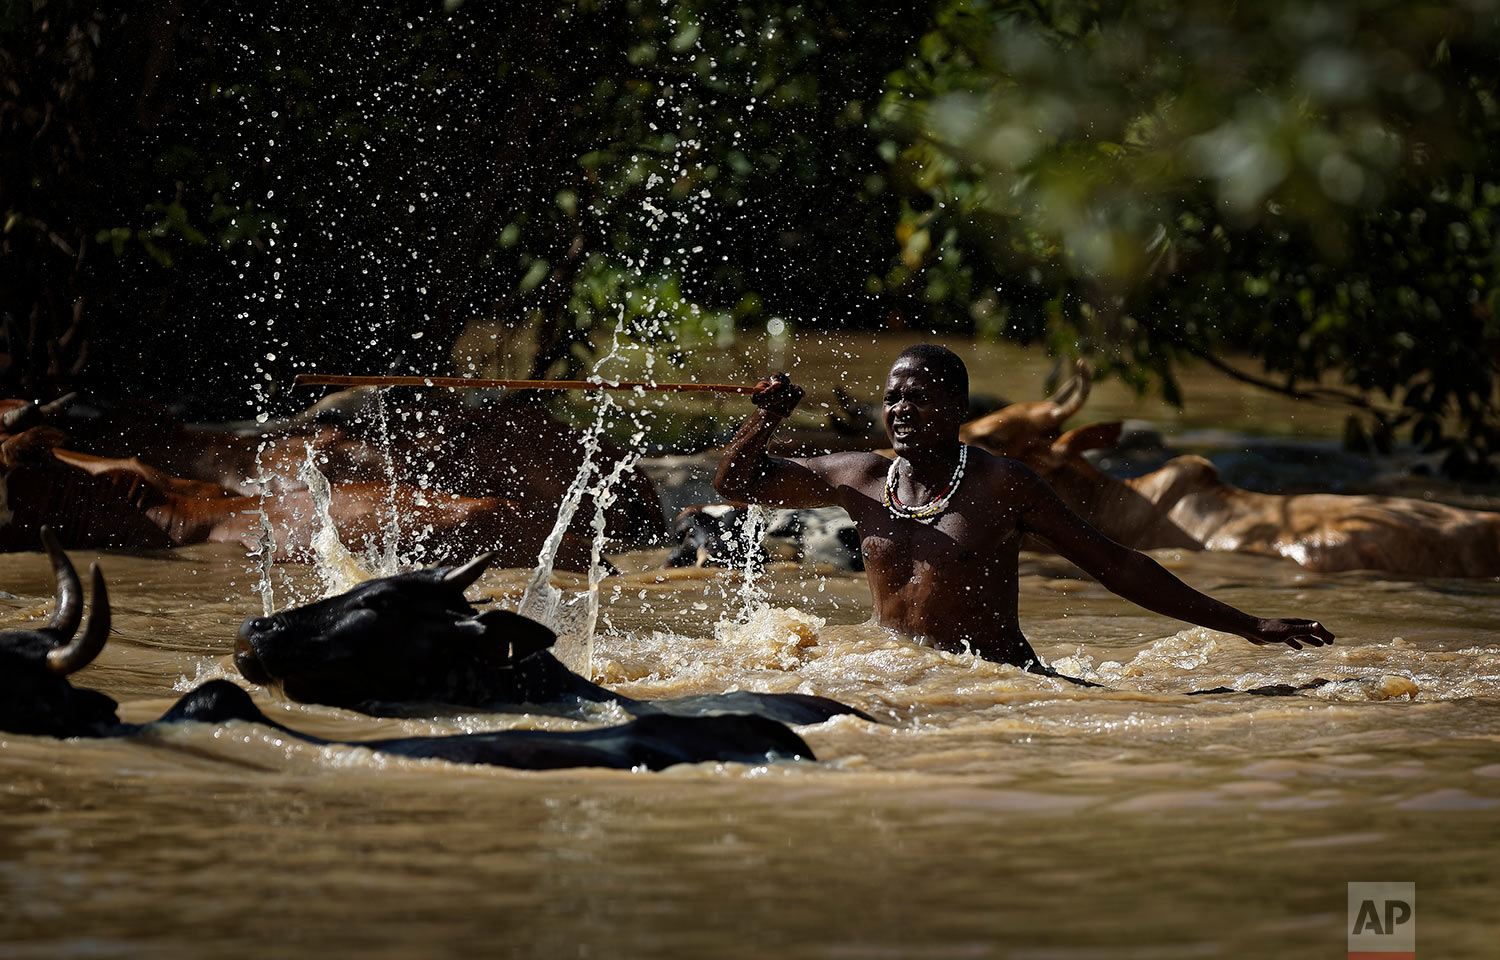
xmin=1 ymin=0 xmax=1495 ymax=473
xmin=883 ymin=0 xmax=1500 ymax=473
xmin=1 ymin=0 xmax=921 ymax=412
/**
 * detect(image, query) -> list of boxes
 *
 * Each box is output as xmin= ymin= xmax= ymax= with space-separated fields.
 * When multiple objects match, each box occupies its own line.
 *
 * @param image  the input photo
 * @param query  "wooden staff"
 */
xmin=292 ymin=373 xmax=759 ymax=394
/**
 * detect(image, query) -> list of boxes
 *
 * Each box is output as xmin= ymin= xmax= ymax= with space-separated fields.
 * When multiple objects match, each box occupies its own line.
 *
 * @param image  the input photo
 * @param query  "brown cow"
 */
xmin=341 ymin=396 xmax=667 ymax=545
xmin=959 ymin=365 xmax=1500 ymax=578
xmin=41 ymin=391 xmax=665 ymax=546
xmin=0 ymin=409 xmax=595 ymax=570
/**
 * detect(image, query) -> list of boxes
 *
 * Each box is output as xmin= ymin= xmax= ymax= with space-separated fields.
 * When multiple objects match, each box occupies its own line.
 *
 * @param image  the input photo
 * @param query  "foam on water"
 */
xmin=713 ymin=602 xmax=827 ymax=670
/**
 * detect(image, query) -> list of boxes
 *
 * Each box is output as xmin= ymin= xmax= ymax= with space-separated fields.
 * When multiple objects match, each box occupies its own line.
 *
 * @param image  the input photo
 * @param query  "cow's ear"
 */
xmin=1054 ymin=421 xmax=1122 ymax=457
xmin=475 ymin=609 xmax=558 ymax=660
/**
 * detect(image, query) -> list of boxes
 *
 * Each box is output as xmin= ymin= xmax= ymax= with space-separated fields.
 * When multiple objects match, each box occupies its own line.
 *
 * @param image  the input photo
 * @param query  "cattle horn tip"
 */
xmin=443 ymin=551 xmax=498 ymax=589
xmin=1050 ymin=359 xmax=1092 ymax=421
xmin=39 ymin=526 xmax=84 ymax=638
xmin=47 ymin=563 xmax=110 ymax=676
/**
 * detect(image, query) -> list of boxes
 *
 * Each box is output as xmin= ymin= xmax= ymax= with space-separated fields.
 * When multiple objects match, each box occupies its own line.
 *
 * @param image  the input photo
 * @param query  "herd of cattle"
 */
xmin=957 ymin=365 xmax=1500 ymax=578
xmin=3 ymin=528 xmax=847 ymax=769
xmin=668 ymin=365 xmax=1500 ymax=579
xmin=6 ymin=368 xmax=1496 ymax=769
xmin=3 ymin=370 xmax=1499 ymax=584
xmin=0 ymin=389 xmax=661 ymax=571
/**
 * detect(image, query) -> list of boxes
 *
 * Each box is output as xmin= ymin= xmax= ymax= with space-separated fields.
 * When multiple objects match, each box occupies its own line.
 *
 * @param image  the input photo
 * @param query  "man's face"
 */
xmin=882 ymin=359 xmax=966 ymax=458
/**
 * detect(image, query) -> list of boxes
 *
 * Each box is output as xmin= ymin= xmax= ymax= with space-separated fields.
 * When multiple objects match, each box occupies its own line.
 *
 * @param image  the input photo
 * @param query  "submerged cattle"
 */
xmin=234 ymin=553 xmax=872 ymax=725
xmin=0 ymin=403 xmax=596 ymax=570
xmin=960 ymin=364 xmax=1500 ymax=578
xmin=0 ymin=527 xmax=117 ymax=737
xmin=0 ymin=531 xmax=814 ymax=770
xmin=27 ymin=389 xmax=667 ymax=547
xmin=667 ymin=505 xmax=863 ymax=571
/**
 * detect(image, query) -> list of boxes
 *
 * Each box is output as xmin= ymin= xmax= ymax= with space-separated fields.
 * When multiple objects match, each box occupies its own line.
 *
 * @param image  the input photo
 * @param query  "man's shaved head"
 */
xmin=892 ymin=344 xmax=969 ymax=403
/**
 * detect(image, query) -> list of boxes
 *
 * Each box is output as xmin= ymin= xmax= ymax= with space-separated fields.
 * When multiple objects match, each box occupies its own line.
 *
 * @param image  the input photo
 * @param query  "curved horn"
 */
xmin=47 ymin=564 xmax=110 ymax=676
xmin=443 ymin=551 xmax=498 ymax=590
xmin=1 ymin=401 xmax=40 ymax=431
xmin=40 ymin=526 xmax=83 ymax=639
xmin=1047 ymin=359 xmax=1092 ymax=422
xmin=38 ymin=392 xmax=78 ymax=417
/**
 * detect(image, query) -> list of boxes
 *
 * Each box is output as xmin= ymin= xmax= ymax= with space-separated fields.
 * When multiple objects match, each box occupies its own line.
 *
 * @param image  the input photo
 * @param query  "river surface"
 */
xmin=3 ymin=338 xmax=1500 ymax=958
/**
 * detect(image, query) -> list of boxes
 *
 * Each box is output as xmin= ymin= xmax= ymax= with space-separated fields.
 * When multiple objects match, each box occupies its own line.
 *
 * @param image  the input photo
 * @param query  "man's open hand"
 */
xmin=753 ymin=372 xmax=803 ymax=419
xmin=1246 ymin=618 xmax=1335 ymax=651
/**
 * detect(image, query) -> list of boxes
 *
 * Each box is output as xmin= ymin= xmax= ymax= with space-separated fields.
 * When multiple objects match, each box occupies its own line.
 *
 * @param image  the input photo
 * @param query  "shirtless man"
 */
xmin=713 ymin=344 xmax=1333 ymax=669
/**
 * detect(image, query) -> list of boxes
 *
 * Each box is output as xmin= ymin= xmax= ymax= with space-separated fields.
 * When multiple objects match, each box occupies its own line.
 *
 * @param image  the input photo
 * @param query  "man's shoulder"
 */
xmin=801 ymin=449 xmax=890 ymax=479
xmin=964 ymin=444 xmax=1033 ymax=474
xmin=965 ymin=445 xmax=1047 ymax=488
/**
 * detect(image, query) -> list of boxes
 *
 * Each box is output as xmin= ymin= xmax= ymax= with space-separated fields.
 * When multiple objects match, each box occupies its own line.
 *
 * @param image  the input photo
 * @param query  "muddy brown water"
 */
xmin=3 ymin=542 xmax=1498 ymax=959
xmin=4 ymin=337 xmax=1500 ymax=958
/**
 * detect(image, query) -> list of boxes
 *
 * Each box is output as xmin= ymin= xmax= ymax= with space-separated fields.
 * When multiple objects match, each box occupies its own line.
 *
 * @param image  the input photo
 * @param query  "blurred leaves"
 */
xmin=883 ymin=0 xmax=1500 ymax=475
xmin=2 ymin=0 xmax=922 ymax=408
xmin=1 ymin=0 xmax=1496 ymax=473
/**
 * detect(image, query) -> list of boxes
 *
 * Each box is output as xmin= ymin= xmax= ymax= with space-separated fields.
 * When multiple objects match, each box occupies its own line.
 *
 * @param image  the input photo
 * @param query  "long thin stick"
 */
xmin=292 ymin=373 xmax=758 ymax=394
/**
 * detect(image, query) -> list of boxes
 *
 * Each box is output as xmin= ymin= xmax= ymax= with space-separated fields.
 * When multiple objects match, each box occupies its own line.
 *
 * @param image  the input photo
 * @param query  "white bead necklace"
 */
xmin=884 ymin=445 xmax=967 ymax=524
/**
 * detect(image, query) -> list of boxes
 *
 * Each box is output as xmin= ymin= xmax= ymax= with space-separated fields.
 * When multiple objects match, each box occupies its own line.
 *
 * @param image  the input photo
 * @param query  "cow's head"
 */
xmin=0 ymin=528 xmax=118 ymax=737
xmin=234 ymin=553 xmax=564 ymax=709
xmin=668 ymin=505 xmax=755 ymax=568
xmin=958 ymin=362 xmax=1122 ymax=484
xmin=665 ymin=504 xmax=809 ymax=569
xmin=1 ymin=396 xmax=76 ymax=479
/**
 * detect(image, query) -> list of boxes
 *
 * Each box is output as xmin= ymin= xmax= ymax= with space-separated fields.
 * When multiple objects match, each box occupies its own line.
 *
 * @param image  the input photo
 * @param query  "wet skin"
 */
xmin=714 ymin=358 xmax=1334 ymax=668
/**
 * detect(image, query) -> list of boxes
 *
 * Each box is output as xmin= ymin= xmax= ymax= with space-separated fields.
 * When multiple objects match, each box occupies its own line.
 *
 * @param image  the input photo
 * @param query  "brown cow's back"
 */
xmin=1150 ymin=463 xmax=1500 ymax=576
xmin=1 ymin=434 xmax=593 ymax=572
xmin=957 ymin=368 xmax=1500 ymax=578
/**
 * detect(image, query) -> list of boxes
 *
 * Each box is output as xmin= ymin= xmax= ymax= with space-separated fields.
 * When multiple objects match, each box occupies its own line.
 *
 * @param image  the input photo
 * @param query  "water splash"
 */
xmin=731 ymin=503 xmax=771 ymax=618
xmin=297 ymin=443 xmax=378 ymax=594
xmin=248 ymin=502 xmax=278 ymax=617
xmin=713 ymin=602 xmax=825 ymax=671
xmin=368 ymin=389 xmax=403 ymax=577
xmin=516 ymin=391 xmax=631 ymax=676
xmin=571 ymin=446 xmax=645 ymax=675
xmin=248 ymin=440 xmax=280 ymax=616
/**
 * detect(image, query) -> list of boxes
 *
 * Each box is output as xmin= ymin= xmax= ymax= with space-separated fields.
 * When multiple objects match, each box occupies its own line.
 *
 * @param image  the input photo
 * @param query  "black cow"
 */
xmin=667 ymin=504 xmax=770 ymax=569
xmin=234 ymin=553 xmax=872 ymax=725
xmin=667 ymin=505 xmax=863 ymax=571
xmin=162 ymin=682 xmax=816 ymax=771
xmin=1 ymin=531 xmax=815 ymax=770
xmin=0 ymin=527 xmax=118 ymax=737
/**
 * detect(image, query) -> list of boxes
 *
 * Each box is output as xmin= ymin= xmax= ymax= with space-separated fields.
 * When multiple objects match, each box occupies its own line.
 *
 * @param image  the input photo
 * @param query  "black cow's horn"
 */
xmin=1 ymin=401 xmax=40 ymax=431
xmin=39 ymin=526 xmax=83 ymax=639
xmin=443 ymin=551 xmax=498 ymax=590
xmin=1049 ymin=359 xmax=1092 ymax=423
xmin=48 ymin=564 xmax=109 ymax=676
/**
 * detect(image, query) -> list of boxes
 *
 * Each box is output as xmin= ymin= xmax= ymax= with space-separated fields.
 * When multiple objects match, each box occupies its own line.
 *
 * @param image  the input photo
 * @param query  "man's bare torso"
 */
xmin=713 ymin=361 xmax=1333 ymax=666
xmin=814 ymin=447 xmax=1042 ymax=666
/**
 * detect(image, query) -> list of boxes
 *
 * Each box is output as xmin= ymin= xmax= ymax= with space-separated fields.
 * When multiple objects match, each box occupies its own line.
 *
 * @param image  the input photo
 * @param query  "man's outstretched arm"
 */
xmin=1012 ymin=464 xmax=1334 ymax=650
xmin=713 ymin=373 xmax=844 ymax=509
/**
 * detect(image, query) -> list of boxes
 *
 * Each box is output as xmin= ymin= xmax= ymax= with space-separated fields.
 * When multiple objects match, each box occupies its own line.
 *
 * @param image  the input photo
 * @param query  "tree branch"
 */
xmin=1186 ymin=347 xmax=1402 ymax=419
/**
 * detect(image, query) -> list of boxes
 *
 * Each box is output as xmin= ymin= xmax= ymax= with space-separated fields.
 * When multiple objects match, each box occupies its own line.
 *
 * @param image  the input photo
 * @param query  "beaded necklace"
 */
xmin=883 ymin=445 xmax=968 ymax=524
